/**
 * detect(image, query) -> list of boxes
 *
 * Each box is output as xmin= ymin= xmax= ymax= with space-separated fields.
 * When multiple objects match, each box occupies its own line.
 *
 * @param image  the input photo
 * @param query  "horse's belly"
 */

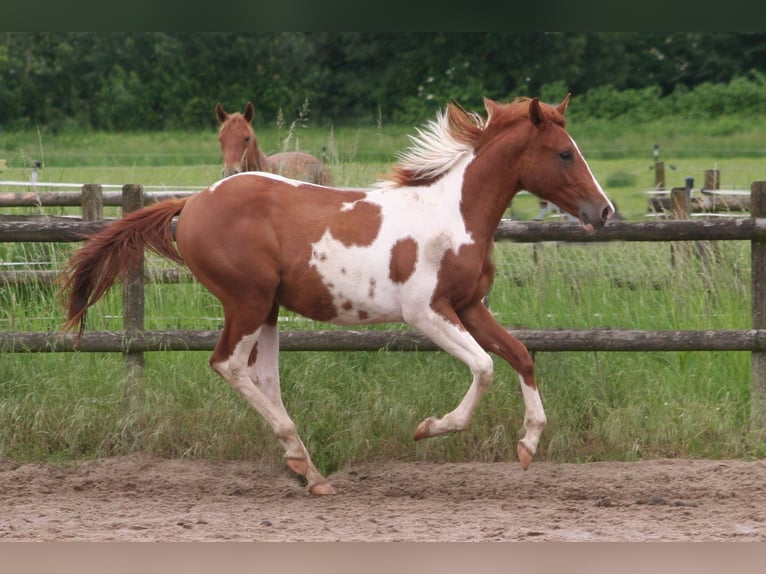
xmin=327 ymin=299 xmax=404 ymax=326
xmin=319 ymin=277 xmax=404 ymax=325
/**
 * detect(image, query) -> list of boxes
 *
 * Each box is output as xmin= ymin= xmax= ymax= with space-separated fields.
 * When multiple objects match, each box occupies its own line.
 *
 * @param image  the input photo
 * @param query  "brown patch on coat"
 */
xmin=389 ymin=237 xmax=419 ymax=284
xmin=179 ymin=175 xmax=370 ymax=325
xmin=430 ymin=242 xmax=495 ymax=319
xmin=248 ymin=343 xmax=258 ymax=367
xmin=328 ymin=201 xmax=382 ymax=247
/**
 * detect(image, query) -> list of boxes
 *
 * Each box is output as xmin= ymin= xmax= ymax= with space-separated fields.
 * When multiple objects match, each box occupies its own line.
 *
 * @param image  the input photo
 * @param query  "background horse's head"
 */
xmin=482 ymin=95 xmax=613 ymax=230
xmin=216 ymin=101 xmax=268 ymax=177
xmin=215 ymin=101 xmax=334 ymax=186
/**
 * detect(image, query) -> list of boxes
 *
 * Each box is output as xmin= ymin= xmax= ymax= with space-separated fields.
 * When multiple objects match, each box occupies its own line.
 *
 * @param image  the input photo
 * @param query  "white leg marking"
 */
xmin=518 ymin=374 xmax=547 ymax=456
xmin=246 ymin=323 xmax=285 ymax=408
xmin=410 ymin=310 xmax=495 ymax=437
xmin=214 ymin=329 xmax=328 ymax=490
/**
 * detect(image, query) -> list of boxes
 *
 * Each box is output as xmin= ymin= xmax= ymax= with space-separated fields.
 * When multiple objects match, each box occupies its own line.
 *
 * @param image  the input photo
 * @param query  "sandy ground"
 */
xmin=1 ymin=454 xmax=764 ymax=541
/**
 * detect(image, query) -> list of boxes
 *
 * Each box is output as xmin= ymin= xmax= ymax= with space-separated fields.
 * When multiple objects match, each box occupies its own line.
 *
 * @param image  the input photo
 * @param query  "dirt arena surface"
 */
xmin=1 ymin=454 xmax=764 ymax=541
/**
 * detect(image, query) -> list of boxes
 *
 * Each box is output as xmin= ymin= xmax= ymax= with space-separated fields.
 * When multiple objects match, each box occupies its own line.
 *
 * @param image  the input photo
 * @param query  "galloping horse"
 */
xmin=60 ymin=95 xmax=613 ymax=495
xmin=216 ymin=101 xmax=333 ymax=185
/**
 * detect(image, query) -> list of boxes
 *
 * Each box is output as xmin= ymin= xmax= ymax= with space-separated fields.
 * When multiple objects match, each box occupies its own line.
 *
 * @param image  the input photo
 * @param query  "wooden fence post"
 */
xmin=121 ymin=184 xmax=145 ymax=393
xmin=670 ymin=187 xmax=691 ymax=266
xmin=751 ymin=181 xmax=766 ymax=430
xmin=670 ymin=186 xmax=690 ymax=218
xmin=704 ymin=169 xmax=720 ymax=191
xmin=654 ymin=161 xmax=665 ymax=190
xmin=81 ymin=184 xmax=103 ymax=221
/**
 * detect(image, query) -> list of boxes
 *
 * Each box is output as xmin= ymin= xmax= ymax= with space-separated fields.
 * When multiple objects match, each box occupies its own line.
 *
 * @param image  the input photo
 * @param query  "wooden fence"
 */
xmin=647 ymin=167 xmax=752 ymax=215
xmin=3 ymin=181 xmax=766 ymax=426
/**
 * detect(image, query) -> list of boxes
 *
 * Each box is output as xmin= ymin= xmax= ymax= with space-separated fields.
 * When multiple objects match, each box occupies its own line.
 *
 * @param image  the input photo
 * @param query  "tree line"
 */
xmin=1 ymin=32 xmax=765 ymax=131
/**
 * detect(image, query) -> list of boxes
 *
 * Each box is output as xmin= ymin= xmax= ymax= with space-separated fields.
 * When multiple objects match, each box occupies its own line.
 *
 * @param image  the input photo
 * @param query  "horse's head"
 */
xmin=216 ymin=101 xmax=262 ymax=177
xmin=485 ymin=95 xmax=613 ymax=230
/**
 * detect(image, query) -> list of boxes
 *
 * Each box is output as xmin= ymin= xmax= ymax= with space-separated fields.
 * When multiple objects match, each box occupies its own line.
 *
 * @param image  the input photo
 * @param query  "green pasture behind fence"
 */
xmin=2 ymin=123 xmax=766 ymax=471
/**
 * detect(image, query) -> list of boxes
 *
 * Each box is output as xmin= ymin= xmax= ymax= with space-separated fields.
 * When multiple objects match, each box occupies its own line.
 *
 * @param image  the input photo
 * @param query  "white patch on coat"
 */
xmin=309 ymin=154 xmax=475 ymax=325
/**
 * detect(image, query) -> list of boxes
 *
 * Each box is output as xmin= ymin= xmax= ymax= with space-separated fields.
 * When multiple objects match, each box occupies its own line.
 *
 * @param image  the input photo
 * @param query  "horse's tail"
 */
xmin=58 ymin=197 xmax=188 ymax=339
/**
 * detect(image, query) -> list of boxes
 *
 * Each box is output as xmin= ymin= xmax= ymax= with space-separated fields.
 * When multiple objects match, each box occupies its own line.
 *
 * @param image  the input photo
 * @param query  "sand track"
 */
xmin=1 ymin=455 xmax=764 ymax=541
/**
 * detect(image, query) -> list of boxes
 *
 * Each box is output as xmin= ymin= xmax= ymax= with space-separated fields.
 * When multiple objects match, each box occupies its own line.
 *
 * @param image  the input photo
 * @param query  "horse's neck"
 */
xmin=248 ymin=143 xmax=272 ymax=172
xmin=380 ymin=154 xmax=518 ymax=246
xmin=460 ymin=159 xmax=521 ymax=240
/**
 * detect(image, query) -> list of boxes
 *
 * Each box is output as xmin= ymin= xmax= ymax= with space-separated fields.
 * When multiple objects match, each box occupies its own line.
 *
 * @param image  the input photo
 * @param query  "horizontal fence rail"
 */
xmin=2 ymin=217 xmax=766 ymax=244
xmin=0 ymin=190 xmax=194 ymax=207
xmin=494 ymin=218 xmax=766 ymax=242
xmin=2 ymin=328 xmax=766 ymax=354
xmin=0 ymin=267 xmax=193 ymax=285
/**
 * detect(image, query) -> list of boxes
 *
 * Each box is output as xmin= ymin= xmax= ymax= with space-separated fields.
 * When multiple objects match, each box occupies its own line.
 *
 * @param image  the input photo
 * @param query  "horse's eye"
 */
xmin=559 ymin=150 xmax=573 ymax=161
xmin=244 ymin=136 xmax=251 ymax=144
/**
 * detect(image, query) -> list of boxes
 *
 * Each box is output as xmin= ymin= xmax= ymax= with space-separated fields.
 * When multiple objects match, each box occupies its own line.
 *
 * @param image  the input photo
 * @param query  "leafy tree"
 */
xmin=2 ymin=33 xmax=766 ymax=130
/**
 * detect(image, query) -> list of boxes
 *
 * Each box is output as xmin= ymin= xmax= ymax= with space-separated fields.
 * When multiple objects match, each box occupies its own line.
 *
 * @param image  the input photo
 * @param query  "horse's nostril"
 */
xmin=601 ymin=205 xmax=612 ymax=222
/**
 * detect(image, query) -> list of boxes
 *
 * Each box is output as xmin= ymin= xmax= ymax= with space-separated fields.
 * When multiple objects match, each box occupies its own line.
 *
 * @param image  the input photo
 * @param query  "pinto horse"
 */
xmin=60 ymin=95 xmax=613 ymax=495
xmin=216 ymin=101 xmax=333 ymax=185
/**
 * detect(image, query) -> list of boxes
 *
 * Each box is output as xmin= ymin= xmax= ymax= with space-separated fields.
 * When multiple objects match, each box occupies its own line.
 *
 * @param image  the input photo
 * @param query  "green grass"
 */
xmin=2 ymin=119 xmax=766 ymax=474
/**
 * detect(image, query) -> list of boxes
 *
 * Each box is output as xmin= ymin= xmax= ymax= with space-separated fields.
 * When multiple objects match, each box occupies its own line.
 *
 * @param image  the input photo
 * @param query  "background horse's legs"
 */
xmin=406 ymin=304 xmax=495 ymax=440
xmin=457 ymin=301 xmax=546 ymax=470
xmin=211 ymin=313 xmax=334 ymax=495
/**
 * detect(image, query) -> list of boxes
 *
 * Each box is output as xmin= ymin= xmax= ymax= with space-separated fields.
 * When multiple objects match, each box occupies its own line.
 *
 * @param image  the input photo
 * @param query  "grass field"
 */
xmin=1 ymin=113 xmax=765 ymax=473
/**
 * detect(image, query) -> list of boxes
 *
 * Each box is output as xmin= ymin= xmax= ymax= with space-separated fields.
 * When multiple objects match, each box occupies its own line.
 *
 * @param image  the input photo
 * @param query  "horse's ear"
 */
xmin=243 ymin=101 xmax=255 ymax=123
xmin=215 ymin=103 xmax=227 ymax=124
xmin=556 ymin=93 xmax=572 ymax=115
xmin=483 ymin=97 xmax=500 ymax=120
xmin=529 ymin=98 xmax=544 ymax=127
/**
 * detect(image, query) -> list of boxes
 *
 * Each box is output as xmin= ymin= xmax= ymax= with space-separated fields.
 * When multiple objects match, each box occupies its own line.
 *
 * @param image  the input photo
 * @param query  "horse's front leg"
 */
xmin=405 ymin=305 xmax=496 ymax=440
xmin=457 ymin=301 xmax=546 ymax=470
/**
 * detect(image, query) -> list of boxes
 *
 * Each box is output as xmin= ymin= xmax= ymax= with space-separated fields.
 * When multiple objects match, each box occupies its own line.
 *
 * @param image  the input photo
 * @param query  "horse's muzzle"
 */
xmin=580 ymin=202 xmax=614 ymax=231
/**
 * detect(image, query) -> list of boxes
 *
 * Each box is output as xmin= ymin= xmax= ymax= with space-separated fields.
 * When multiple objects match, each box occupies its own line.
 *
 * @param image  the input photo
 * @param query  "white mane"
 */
xmin=376 ymin=107 xmax=484 ymax=189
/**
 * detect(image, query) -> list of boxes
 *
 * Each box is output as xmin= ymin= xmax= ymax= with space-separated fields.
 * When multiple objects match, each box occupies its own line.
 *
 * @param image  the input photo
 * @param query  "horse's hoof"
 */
xmin=309 ymin=481 xmax=337 ymax=496
xmin=286 ymin=456 xmax=309 ymax=476
xmin=517 ymin=441 xmax=534 ymax=471
xmin=414 ymin=417 xmax=436 ymax=441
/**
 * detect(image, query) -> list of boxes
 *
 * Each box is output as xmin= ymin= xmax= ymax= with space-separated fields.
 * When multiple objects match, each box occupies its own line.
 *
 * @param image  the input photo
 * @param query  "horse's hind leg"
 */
xmin=245 ymin=308 xmax=333 ymax=494
xmin=211 ymin=309 xmax=334 ymax=495
xmin=458 ymin=301 xmax=545 ymax=470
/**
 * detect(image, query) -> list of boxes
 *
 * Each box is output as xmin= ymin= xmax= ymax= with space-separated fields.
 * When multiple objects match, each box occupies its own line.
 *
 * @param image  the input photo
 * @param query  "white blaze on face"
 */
xmin=568 ymin=134 xmax=614 ymax=212
xmin=309 ymin=155 xmax=476 ymax=325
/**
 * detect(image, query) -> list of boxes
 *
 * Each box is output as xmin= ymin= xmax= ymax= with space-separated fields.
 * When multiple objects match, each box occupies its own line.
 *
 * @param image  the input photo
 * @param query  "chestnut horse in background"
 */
xmin=216 ymin=101 xmax=333 ymax=185
xmin=60 ymin=95 xmax=613 ymax=495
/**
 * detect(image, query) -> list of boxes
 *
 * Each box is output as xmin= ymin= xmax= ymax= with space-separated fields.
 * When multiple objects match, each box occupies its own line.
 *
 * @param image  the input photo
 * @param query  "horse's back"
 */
xmin=270 ymin=151 xmax=333 ymax=186
xmin=177 ymin=173 xmax=365 ymax=258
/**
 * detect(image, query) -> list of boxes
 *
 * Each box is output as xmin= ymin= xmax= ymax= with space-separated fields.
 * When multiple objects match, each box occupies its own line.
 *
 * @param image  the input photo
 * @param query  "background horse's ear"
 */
xmin=215 ymin=103 xmax=227 ymax=124
xmin=243 ymin=101 xmax=255 ymax=123
xmin=529 ymin=98 xmax=544 ymax=126
xmin=556 ymin=93 xmax=572 ymax=115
